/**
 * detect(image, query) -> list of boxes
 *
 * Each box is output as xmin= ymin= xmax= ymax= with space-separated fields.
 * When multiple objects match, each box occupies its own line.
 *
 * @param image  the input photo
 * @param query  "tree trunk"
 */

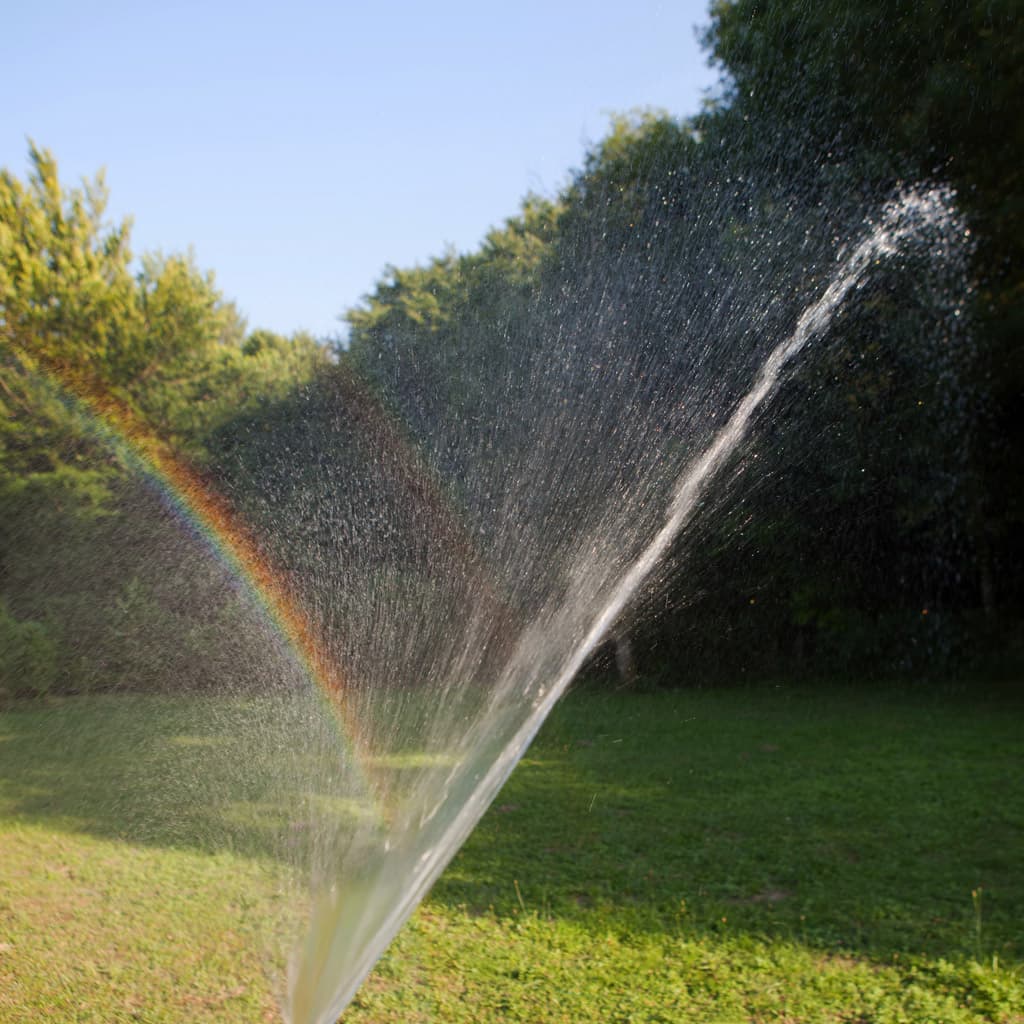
xmin=979 ymin=552 xmax=996 ymax=618
xmin=613 ymin=628 xmax=638 ymax=688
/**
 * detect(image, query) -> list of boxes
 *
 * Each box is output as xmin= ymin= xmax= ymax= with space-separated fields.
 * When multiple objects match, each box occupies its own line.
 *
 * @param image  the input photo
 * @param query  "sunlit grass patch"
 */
xmin=368 ymin=752 xmax=461 ymax=770
xmin=0 ymin=824 xmax=283 ymax=1023
xmin=1 ymin=685 xmax=1022 ymax=1022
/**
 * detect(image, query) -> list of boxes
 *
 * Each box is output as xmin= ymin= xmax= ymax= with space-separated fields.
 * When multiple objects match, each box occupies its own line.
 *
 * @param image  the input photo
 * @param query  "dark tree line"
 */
xmin=338 ymin=2 xmax=1022 ymax=683
xmin=2 ymin=1 xmax=1020 ymax=695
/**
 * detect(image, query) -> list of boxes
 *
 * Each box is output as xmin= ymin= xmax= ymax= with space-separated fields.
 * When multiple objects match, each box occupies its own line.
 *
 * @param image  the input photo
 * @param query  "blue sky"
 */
xmin=6 ymin=1 xmax=720 ymax=340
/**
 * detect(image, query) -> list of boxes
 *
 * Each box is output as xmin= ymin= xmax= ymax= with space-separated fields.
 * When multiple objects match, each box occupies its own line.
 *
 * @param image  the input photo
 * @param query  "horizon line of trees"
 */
xmin=2 ymin=0 xmax=1021 ymax=696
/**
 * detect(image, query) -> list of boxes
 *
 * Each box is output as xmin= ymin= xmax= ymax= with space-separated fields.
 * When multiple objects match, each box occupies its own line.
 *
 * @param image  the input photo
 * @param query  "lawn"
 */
xmin=1 ymin=685 xmax=1022 ymax=1022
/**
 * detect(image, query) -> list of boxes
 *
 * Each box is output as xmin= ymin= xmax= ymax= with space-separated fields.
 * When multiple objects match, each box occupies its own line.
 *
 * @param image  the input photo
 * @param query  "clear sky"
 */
xmin=6 ymin=1 xmax=720 ymax=341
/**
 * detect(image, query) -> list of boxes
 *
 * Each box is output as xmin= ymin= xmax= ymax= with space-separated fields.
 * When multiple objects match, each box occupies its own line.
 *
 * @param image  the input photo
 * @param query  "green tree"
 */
xmin=0 ymin=145 xmax=328 ymax=693
xmin=704 ymin=0 xmax=1024 ymax=623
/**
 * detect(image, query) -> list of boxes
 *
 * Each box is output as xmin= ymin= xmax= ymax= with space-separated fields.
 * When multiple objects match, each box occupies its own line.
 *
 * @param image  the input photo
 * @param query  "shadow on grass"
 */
xmin=1 ymin=686 xmax=1022 ymax=965
xmin=0 ymin=693 xmax=377 ymax=863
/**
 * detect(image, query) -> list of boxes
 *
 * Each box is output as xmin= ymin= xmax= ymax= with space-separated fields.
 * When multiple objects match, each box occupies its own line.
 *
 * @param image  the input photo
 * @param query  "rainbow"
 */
xmin=14 ymin=345 xmax=514 ymax=826
xmin=11 ymin=349 xmax=373 ymax=772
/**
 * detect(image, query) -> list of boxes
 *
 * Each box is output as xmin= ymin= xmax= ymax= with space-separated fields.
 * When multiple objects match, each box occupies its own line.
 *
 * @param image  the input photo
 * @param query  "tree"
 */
xmin=0 ymin=145 xmax=328 ymax=692
xmin=703 ymin=0 xmax=1024 ymax=624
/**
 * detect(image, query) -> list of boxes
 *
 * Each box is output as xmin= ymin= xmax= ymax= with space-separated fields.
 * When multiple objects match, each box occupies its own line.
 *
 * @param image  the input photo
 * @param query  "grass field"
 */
xmin=1 ymin=685 xmax=1022 ymax=1022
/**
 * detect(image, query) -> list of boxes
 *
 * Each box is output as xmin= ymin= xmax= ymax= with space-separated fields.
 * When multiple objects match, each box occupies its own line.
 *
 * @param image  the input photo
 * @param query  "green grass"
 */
xmin=1 ymin=685 xmax=1022 ymax=1022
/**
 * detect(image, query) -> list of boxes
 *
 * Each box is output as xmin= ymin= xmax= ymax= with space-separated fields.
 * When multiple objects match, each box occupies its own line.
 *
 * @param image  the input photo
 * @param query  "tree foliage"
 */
xmin=0 ymin=145 xmax=327 ymax=694
xmin=699 ymin=0 xmax=1023 ymax=662
xmin=331 ymin=10 xmax=1022 ymax=682
xmin=3 ymin=0 xmax=1021 ymax=692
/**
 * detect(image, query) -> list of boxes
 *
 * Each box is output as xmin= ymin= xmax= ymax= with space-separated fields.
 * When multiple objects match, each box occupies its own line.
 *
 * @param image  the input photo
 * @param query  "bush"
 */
xmin=0 ymin=602 xmax=58 ymax=696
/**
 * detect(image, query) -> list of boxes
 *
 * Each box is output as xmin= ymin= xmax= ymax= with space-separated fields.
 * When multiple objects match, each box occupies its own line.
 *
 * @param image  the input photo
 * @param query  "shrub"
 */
xmin=0 ymin=601 xmax=58 ymax=696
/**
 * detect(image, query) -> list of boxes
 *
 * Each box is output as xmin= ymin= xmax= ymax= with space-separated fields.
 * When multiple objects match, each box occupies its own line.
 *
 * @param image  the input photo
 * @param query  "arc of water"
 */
xmin=288 ymin=186 xmax=958 ymax=1024
xmin=492 ymin=189 xmax=955 ymax=762
xmin=293 ymin=187 xmax=959 ymax=1024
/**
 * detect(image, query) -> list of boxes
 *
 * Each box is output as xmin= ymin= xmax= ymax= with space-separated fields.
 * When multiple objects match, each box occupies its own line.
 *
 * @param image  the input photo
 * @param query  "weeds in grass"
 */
xmin=972 ymin=886 xmax=984 ymax=962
